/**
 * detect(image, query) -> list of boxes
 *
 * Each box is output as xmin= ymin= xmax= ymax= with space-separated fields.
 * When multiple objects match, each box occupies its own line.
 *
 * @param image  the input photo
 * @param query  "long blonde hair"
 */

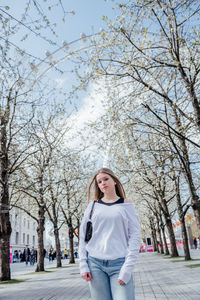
xmin=88 ymin=168 xmax=126 ymax=201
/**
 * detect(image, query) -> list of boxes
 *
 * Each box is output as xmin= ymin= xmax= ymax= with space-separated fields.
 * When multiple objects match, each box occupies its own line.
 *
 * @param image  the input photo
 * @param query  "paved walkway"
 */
xmin=134 ymin=250 xmax=200 ymax=300
xmin=0 ymin=250 xmax=200 ymax=299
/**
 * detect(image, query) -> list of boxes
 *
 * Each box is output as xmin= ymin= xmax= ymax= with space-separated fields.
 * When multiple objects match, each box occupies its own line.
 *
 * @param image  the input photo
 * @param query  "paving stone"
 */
xmin=0 ymin=249 xmax=200 ymax=299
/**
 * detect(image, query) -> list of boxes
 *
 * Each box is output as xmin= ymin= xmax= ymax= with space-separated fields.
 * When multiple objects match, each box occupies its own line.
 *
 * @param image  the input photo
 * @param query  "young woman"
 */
xmin=79 ymin=168 xmax=140 ymax=300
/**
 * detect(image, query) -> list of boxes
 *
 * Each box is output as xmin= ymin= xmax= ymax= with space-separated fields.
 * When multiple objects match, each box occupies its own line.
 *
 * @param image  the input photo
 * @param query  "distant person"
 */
xmin=79 ymin=168 xmax=141 ymax=300
xmin=53 ymin=250 xmax=56 ymax=260
xmin=49 ymin=246 xmax=53 ymax=261
xmin=193 ymin=237 xmax=197 ymax=249
xmin=15 ymin=250 xmax=19 ymax=260
xmin=13 ymin=250 xmax=19 ymax=262
xmin=30 ymin=246 xmax=37 ymax=265
xmin=64 ymin=249 xmax=68 ymax=259
xmin=22 ymin=245 xmax=30 ymax=265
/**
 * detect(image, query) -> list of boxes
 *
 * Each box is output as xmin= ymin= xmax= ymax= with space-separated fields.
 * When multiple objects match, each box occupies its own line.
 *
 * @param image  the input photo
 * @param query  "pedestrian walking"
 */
xmin=30 ymin=246 xmax=37 ymax=265
xmin=193 ymin=237 xmax=197 ymax=249
xmin=64 ymin=249 xmax=68 ymax=259
xmin=79 ymin=168 xmax=141 ymax=300
xmin=48 ymin=246 xmax=53 ymax=261
xmin=74 ymin=251 xmax=78 ymax=258
xmin=22 ymin=245 xmax=30 ymax=265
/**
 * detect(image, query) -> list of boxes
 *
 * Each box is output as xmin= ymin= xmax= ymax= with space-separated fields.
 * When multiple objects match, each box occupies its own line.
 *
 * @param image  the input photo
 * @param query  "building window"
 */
xmin=15 ymin=232 xmax=19 ymax=244
xmin=23 ymin=233 xmax=25 ymax=244
xmin=15 ymin=214 xmax=18 ymax=225
xmin=27 ymin=220 xmax=30 ymax=229
xmin=33 ymin=236 xmax=35 ymax=246
xmin=27 ymin=234 xmax=29 ymax=245
xmin=24 ymin=218 xmax=26 ymax=227
xmin=33 ymin=222 xmax=36 ymax=230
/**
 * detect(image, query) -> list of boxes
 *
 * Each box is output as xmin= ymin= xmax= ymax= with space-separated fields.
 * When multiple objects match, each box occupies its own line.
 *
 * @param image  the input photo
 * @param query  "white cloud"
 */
xmin=68 ymin=80 xmax=107 ymax=133
xmin=63 ymin=80 xmax=109 ymax=165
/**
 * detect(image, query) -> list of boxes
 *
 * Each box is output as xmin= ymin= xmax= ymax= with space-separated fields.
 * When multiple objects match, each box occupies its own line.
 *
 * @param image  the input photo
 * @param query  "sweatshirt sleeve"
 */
xmin=78 ymin=201 xmax=93 ymax=275
xmin=118 ymin=204 xmax=140 ymax=284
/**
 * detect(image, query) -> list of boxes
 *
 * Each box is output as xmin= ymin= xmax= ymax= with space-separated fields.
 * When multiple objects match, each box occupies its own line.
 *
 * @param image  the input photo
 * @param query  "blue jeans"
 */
xmin=88 ymin=256 xmax=135 ymax=300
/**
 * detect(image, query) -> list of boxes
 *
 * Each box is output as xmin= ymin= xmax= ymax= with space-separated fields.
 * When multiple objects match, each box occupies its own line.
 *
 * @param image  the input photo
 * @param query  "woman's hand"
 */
xmin=81 ymin=272 xmax=92 ymax=282
xmin=118 ymin=279 xmax=125 ymax=285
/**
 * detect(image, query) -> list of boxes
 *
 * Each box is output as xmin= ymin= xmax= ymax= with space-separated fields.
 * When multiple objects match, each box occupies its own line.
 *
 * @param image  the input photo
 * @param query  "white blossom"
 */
xmin=62 ymin=40 xmax=69 ymax=50
xmin=80 ymin=32 xmax=87 ymax=42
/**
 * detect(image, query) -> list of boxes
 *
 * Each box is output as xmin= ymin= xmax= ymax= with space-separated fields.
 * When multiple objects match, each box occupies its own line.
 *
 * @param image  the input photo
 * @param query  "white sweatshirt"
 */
xmin=78 ymin=201 xmax=141 ymax=284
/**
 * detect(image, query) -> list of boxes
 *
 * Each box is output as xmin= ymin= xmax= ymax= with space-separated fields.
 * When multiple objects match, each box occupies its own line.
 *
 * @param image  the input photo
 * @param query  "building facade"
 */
xmin=10 ymin=207 xmax=39 ymax=252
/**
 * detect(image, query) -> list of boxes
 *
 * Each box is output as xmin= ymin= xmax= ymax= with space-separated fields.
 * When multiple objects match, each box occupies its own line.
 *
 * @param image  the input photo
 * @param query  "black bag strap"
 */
xmin=89 ymin=201 xmax=95 ymax=219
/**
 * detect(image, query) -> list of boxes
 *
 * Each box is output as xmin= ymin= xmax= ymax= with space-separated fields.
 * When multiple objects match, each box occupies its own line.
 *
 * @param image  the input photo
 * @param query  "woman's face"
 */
xmin=96 ymin=172 xmax=116 ymax=194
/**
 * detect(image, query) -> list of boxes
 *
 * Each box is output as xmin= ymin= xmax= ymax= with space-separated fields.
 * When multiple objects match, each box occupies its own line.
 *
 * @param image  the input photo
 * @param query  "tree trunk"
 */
xmin=173 ymin=108 xmax=200 ymax=237
xmin=54 ymin=226 xmax=62 ymax=267
xmin=175 ymin=178 xmax=191 ymax=260
xmin=159 ymin=209 xmax=169 ymax=255
xmin=161 ymin=225 xmax=169 ymax=255
xmin=68 ymin=224 xmax=75 ymax=264
xmin=0 ymin=116 xmax=12 ymax=281
xmin=165 ymin=218 xmax=179 ymax=257
xmin=35 ymin=206 xmax=45 ymax=272
xmin=149 ymin=217 xmax=158 ymax=252
xmin=0 ymin=216 xmax=12 ymax=281
xmin=181 ymin=221 xmax=191 ymax=260
xmin=161 ymin=199 xmax=179 ymax=257
xmin=182 ymin=155 xmax=200 ymax=237
xmin=156 ymin=215 xmax=164 ymax=254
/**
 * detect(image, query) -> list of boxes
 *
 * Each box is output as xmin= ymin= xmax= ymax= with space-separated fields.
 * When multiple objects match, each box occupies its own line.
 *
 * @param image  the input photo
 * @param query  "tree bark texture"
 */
xmin=161 ymin=199 xmax=179 ymax=257
xmin=35 ymin=206 xmax=45 ymax=272
xmin=0 ymin=219 xmax=11 ymax=281
xmin=54 ymin=226 xmax=62 ymax=268
xmin=159 ymin=207 xmax=169 ymax=255
xmin=149 ymin=217 xmax=158 ymax=252
xmin=161 ymin=225 xmax=169 ymax=255
xmin=156 ymin=215 xmax=164 ymax=254
xmin=68 ymin=223 xmax=75 ymax=264
xmin=175 ymin=178 xmax=191 ymax=260
xmin=0 ymin=116 xmax=12 ymax=281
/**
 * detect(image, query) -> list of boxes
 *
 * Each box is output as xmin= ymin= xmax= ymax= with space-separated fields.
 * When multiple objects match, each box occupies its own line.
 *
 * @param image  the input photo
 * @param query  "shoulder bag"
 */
xmin=85 ymin=201 xmax=95 ymax=242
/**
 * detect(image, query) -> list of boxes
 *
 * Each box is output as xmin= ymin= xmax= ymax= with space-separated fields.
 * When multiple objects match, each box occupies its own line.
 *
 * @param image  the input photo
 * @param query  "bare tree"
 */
xmin=0 ymin=58 xmax=42 ymax=280
xmin=60 ymin=156 xmax=89 ymax=264
xmin=75 ymin=0 xmax=200 ymax=234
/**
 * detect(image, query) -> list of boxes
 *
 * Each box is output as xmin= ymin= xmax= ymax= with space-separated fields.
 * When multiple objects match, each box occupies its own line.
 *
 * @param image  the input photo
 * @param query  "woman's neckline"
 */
xmin=94 ymin=201 xmax=133 ymax=207
xmin=98 ymin=198 xmax=125 ymax=205
xmin=100 ymin=197 xmax=121 ymax=204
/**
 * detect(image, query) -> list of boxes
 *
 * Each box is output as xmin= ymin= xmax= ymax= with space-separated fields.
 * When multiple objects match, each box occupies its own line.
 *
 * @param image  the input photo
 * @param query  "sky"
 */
xmin=0 ymin=0 xmax=118 ymax=127
xmin=1 ymin=0 xmax=117 ymax=76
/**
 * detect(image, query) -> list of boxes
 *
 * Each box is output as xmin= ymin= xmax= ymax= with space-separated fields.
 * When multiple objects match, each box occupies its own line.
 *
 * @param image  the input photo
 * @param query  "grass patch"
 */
xmin=47 ymin=265 xmax=72 ymax=269
xmin=185 ymin=264 xmax=200 ymax=268
xmin=163 ymin=256 xmax=184 ymax=259
xmin=172 ymin=258 xmax=200 ymax=263
xmin=25 ymin=270 xmax=54 ymax=275
xmin=0 ymin=279 xmax=27 ymax=284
